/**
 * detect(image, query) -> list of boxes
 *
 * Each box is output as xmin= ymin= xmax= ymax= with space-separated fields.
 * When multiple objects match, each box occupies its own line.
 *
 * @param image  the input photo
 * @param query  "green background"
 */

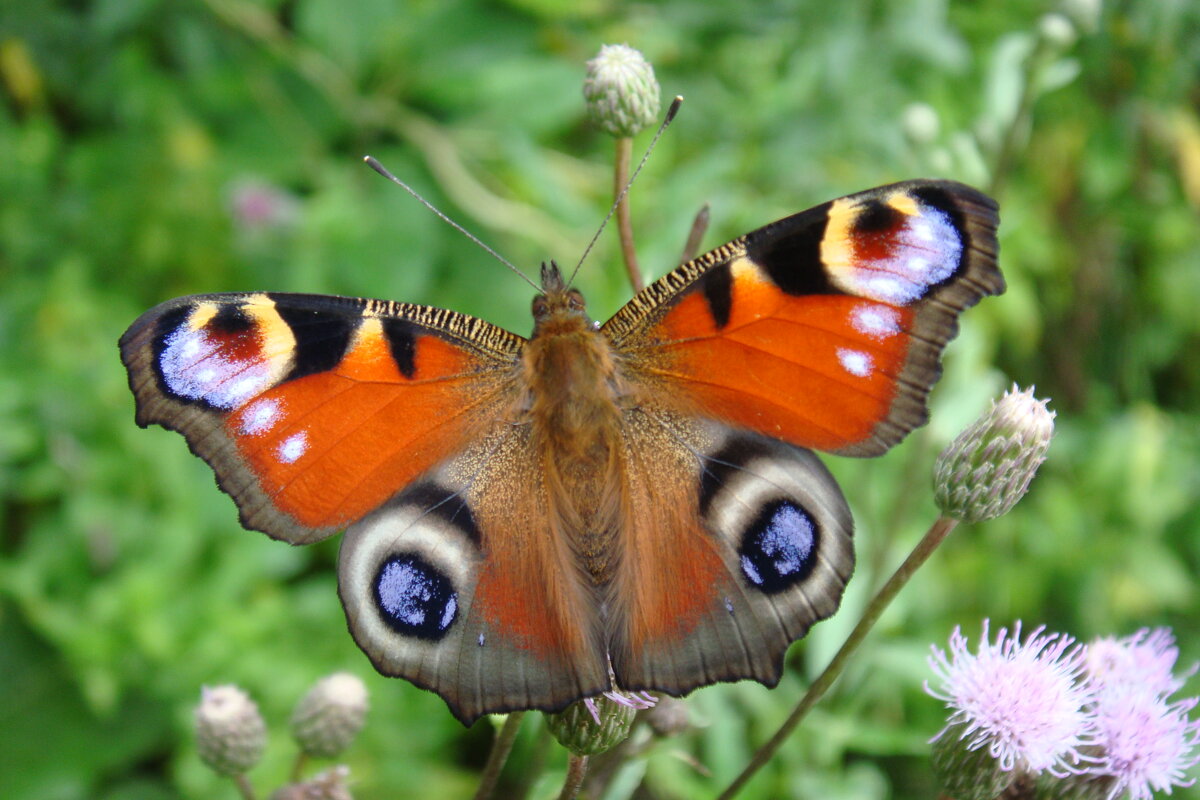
xmin=1 ymin=0 xmax=1198 ymax=798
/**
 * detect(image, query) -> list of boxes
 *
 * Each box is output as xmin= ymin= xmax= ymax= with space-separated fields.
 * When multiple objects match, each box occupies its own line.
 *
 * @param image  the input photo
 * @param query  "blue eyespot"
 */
xmin=738 ymin=501 xmax=819 ymax=594
xmin=373 ymin=554 xmax=458 ymax=641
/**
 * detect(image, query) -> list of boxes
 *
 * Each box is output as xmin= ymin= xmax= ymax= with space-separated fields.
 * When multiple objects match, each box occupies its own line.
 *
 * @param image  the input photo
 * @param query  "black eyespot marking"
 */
xmin=700 ymin=260 xmax=734 ymax=329
xmin=743 ymin=203 xmax=838 ymax=296
xmin=209 ymin=304 xmax=254 ymax=334
xmin=381 ymin=318 xmax=417 ymax=379
xmin=852 ymin=198 xmax=904 ymax=234
xmin=738 ymin=500 xmax=820 ymax=594
xmin=373 ymin=554 xmax=458 ymax=641
xmin=269 ymin=294 xmax=355 ymax=382
xmin=400 ymin=483 xmax=482 ymax=547
xmin=698 ymin=438 xmax=774 ymax=519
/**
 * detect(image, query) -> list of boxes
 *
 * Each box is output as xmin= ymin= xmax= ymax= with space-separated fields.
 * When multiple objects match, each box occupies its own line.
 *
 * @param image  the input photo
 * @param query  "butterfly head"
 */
xmin=532 ymin=261 xmax=592 ymax=334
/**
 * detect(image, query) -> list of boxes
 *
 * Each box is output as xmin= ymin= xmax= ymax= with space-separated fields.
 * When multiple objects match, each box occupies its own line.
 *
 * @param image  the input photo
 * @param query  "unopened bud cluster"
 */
xmin=934 ymin=385 xmax=1055 ymax=523
xmin=583 ymin=44 xmax=661 ymax=138
xmin=194 ymin=674 xmax=368 ymax=796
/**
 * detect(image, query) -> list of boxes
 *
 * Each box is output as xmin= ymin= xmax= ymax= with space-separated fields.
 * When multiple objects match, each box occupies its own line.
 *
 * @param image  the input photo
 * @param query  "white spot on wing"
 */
xmin=240 ymin=398 xmax=281 ymax=435
xmin=277 ymin=431 xmax=308 ymax=464
xmin=837 ymin=348 xmax=873 ymax=377
xmin=851 ymin=303 xmax=901 ymax=340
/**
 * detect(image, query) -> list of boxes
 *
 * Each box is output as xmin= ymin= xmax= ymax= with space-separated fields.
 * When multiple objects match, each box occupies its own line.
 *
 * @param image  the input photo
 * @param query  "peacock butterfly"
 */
xmin=120 ymin=179 xmax=1002 ymax=725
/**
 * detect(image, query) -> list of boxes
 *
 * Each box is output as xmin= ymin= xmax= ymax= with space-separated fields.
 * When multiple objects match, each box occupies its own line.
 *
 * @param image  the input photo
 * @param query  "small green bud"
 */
xmin=931 ymin=721 xmax=1020 ymax=800
xmin=583 ymin=44 xmax=661 ymax=138
xmin=1038 ymin=13 xmax=1077 ymax=49
xmin=291 ymin=672 xmax=369 ymax=758
xmin=901 ymin=103 xmax=941 ymax=145
xmin=545 ymin=694 xmax=638 ymax=755
xmin=195 ymin=685 xmax=267 ymax=777
xmin=934 ymin=385 xmax=1055 ymax=523
xmin=270 ymin=765 xmax=354 ymax=800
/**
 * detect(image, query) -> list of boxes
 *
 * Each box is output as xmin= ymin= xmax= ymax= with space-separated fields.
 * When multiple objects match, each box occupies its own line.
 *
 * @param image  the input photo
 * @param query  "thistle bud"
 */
xmin=290 ymin=672 xmax=369 ymax=758
xmin=582 ymin=44 xmax=661 ymax=138
xmin=545 ymin=691 xmax=651 ymax=755
xmin=930 ymin=723 xmax=1021 ymax=800
xmin=934 ymin=385 xmax=1055 ymax=523
xmin=270 ymin=765 xmax=354 ymax=800
xmin=195 ymin=685 xmax=267 ymax=777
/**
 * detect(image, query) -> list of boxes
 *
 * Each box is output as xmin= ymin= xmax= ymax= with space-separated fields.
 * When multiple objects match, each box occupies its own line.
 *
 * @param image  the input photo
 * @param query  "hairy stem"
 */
xmin=557 ymin=753 xmax=590 ymax=800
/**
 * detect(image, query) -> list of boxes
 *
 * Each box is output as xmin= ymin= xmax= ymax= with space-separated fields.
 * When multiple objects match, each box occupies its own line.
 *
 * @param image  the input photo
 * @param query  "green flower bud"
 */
xmin=583 ymin=44 xmax=661 ymax=138
xmin=195 ymin=685 xmax=267 ymax=777
xmin=934 ymin=385 xmax=1055 ymax=523
xmin=1038 ymin=13 xmax=1077 ymax=49
xmin=290 ymin=672 xmax=369 ymax=758
xmin=270 ymin=765 xmax=354 ymax=800
xmin=931 ymin=721 xmax=1020 ymax=800
xmin=545 ymin=694 xmax=638 ymax=755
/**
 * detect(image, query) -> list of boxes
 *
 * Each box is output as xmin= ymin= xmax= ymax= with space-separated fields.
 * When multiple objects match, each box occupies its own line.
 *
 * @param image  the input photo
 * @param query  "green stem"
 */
xmin=614 ymin=137 xmax=643 ymax=291
xmin=556 ymin=753 xmax=589 ymax=800
xmin=679 ymin=203 xmax=711 ymax=265
xmin=289 ymin=751 xmax=308 ymax=783
xmin=716 ymin=516 xmax=960 ymax=799
xmin=474 ymin=712 xmax=526 ymax=800
xmin=232 ymin=773 xmax=256 ymax=800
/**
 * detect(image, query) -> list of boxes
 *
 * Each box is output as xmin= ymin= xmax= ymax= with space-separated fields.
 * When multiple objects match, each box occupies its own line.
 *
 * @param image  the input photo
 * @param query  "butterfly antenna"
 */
xmin=566 ymin=95 xmax=684 ymax=289
xmin=363 ymin=156 xmax=540 ymax=292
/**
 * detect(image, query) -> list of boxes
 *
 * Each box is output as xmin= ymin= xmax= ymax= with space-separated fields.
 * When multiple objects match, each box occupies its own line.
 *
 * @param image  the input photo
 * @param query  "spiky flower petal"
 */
xmin=926 ymin=621 xmax=1096 ymax=781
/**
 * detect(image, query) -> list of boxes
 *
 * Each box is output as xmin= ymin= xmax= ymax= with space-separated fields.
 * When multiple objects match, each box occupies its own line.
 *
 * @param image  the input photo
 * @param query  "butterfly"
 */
xmin=120 ymin=180 xmax=1002 ymax=725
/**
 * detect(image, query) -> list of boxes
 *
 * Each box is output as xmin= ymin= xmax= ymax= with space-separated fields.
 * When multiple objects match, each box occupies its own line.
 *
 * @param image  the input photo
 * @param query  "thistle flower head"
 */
xmin=1086 ymin=628 xmax=1189 ymax=698
xmin=926 ymin=621 xmax=1097 ymax=780
xmin=582 ymin=44 xmax=661 ymax=138
xmin=1088 ymin=685 xmax=1200 ymax=800
xmin=545 ymin=689 xmax=656 ymax=755
xmin=934 ymin=385 xmax=1055 ymax=522
xmin=290 ymin=672 xmax=369 ymax=758
xmin=194 ymin=684 xmax=267 ymax=777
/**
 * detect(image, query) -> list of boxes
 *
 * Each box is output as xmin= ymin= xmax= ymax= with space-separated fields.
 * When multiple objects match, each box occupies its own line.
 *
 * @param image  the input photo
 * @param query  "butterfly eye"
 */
xmin=566 ymin=290 xmax=586 ymax=312
xmin=531 ymin=296 xmax=549 ymax=319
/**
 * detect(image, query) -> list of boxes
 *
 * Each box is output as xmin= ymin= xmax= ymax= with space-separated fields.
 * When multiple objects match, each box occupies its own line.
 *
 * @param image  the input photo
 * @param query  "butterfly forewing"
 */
xmin=604 ymin=180 xmax=1002 ymax=457
xmin=120 ymin=292 xmax=525 ymax=544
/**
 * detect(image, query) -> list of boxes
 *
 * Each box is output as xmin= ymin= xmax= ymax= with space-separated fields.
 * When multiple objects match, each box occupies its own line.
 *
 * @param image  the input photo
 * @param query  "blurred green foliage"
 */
xmin=1 ymin=0 xmax=1198 ymax=798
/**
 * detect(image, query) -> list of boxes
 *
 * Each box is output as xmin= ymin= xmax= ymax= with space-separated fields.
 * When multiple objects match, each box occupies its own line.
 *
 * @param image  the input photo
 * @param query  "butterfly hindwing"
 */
xmin=608 ymin=410 xmax=853 ymax=695
xmin=120 ymin=292 xmax=525 ymax=544
xmin=338 ymin=422 xmax=611 ymax=725
xmin=604 ymin=180 xmax=1003 ymax=457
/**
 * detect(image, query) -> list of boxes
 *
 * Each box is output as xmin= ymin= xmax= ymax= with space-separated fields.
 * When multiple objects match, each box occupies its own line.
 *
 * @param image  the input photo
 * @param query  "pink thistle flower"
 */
xmin=1089 ymin=684 xmax=1200 ymax=800
xmin=926 ymin=620 xmax=1097 ymax=777
xmin=1087 ymin=628 xmax=1191 ymax=698
xmin=584 ymin=689 xmax=657 ymax=725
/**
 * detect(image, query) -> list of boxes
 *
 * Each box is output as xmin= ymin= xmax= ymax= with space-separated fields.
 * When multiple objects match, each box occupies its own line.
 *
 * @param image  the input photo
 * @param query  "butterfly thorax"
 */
xmin=523 ymin=263 xmax=627 ymax=580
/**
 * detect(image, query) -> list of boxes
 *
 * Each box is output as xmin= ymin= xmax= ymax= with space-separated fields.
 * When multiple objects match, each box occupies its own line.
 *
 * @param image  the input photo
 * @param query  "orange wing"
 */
xmin=604 ymin=180 xmax=1003 ymax=457
xmin=120 ymin=292 xmax=525 ymax=543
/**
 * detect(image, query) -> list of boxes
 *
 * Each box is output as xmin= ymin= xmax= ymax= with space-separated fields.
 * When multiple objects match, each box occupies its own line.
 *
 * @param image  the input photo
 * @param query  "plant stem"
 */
xmin=614 ymin=137 xmax=643 ymax=291
xmin=474 ymin=711 xmax=526 ymax=800
xmin=232 ymin=774 xmax=256 ymax=800
xmin=557 ymin=753 xmax=590 ymax=800
xmin=716 ymin=516 xmax=960 ymax=799
xmin=289 ymin=752 xmax=308 ymax=783
xmin=679 ymin=203 xmax=711 ymax=265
